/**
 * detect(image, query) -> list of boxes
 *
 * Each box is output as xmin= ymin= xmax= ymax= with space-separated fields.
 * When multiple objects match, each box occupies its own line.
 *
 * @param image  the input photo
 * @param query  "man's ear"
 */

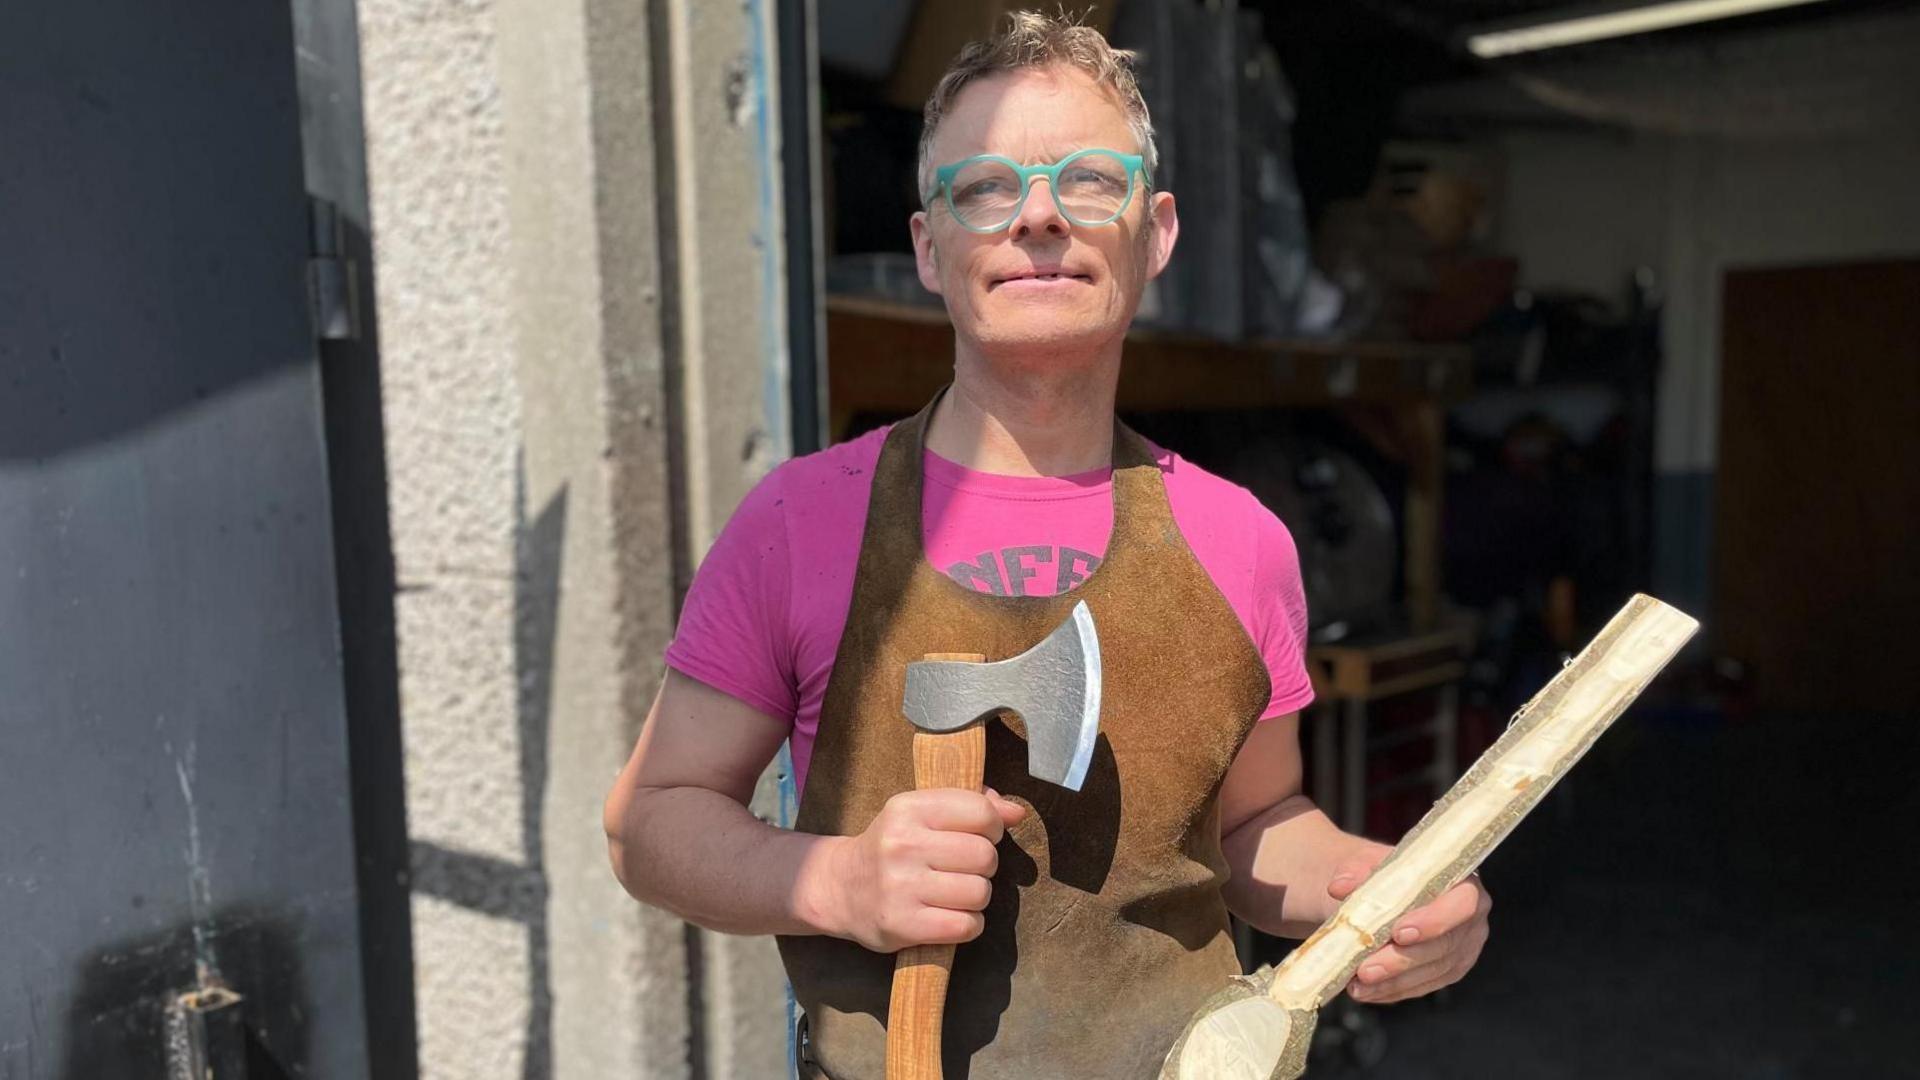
xmin=909 ymin=211 xmax=944 ymax=296
xmin=1144 ymin=191 xmax=1179 ymax=281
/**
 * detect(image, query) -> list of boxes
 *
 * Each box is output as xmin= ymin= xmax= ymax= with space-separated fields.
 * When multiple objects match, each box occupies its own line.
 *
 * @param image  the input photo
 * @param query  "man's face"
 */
xmin=910 ymin=66 xmax=1178 ymax=361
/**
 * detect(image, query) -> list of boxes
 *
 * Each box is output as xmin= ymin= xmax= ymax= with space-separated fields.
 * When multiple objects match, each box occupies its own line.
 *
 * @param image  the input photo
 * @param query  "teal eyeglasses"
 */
xmin=930 ymin=148 xmax=1146 ymax=233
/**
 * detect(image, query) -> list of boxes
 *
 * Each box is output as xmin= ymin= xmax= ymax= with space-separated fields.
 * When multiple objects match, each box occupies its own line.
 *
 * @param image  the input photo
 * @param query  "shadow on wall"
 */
xmin=56 ymin=905 xmax=310 ymax=1079
xmin=407 ymin=451 xmax=565 ymax=1079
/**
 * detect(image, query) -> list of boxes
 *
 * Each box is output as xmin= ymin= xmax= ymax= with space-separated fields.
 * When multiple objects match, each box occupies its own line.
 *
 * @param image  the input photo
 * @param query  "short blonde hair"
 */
xmin=917 ymin=9 xmax=1158 ymax=204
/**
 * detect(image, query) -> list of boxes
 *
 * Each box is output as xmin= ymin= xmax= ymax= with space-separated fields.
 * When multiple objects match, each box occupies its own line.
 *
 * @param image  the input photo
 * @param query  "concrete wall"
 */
xmin=357 ymin=0 xmax=531 ymax=1072
xmin=1486 ymin=127 xmax=1920 ymax=610
xmin=357 ymin=0 xmax=793 ymax=1074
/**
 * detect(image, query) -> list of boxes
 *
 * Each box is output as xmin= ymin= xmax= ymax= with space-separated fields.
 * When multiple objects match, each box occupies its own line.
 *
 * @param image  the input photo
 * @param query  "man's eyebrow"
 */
xmin=974 ymin=144 xmax=1117 ymax=166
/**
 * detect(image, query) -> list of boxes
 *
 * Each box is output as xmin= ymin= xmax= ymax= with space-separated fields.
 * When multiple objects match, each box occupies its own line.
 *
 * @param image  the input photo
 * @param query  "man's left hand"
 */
xmin=1325 ymin=847 xmax=1492 ymax=1004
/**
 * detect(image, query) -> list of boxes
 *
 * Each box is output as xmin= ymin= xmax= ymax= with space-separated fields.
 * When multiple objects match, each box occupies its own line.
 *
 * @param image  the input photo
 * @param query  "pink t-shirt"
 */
xmin=665 ymin=424 xmax=1316 ymax=794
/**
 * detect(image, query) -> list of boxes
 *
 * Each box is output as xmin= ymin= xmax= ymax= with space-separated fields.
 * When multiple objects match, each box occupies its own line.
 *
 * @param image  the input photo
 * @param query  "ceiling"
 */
xmin=1299 ymin=0 xmax=1920 ymax=138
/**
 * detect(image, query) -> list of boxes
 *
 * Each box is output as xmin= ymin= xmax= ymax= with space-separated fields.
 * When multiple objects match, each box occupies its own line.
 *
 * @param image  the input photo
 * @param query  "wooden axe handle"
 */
xmin=886 ymin=652 xmax=987 ymax=1080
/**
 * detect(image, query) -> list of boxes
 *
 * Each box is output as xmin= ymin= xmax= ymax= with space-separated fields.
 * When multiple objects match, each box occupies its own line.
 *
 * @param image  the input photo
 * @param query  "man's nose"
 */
xmin=1009 ymin=177 xmax=1068 ymax=238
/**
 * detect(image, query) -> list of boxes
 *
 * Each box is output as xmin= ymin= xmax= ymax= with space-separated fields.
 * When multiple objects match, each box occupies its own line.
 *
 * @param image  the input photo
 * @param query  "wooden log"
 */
xmin=1162 ymin=594 xmax=1699 ymax=1080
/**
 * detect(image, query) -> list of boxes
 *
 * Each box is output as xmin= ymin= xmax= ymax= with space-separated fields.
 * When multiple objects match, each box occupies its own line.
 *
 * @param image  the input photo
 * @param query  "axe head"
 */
xmin=901 ymin=601 xmax=1103 ymax=791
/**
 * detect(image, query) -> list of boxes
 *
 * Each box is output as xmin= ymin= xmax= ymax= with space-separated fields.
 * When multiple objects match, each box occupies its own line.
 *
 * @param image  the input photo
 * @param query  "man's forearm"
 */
xmin=1221 ymin=793 xmax=1389 ymax=939
xmin=608 ymin=784 xmax=845 ymax=938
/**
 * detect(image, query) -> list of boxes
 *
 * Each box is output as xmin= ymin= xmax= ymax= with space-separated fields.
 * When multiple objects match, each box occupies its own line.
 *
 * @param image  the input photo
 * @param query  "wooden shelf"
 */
xmin=825 ymin=294 xmax=1472 ymax=428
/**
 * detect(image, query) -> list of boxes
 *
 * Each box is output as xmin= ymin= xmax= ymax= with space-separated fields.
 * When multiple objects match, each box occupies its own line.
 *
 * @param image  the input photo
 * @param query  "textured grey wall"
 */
xmin=357 ymin=0 xmax=793 ymax=1075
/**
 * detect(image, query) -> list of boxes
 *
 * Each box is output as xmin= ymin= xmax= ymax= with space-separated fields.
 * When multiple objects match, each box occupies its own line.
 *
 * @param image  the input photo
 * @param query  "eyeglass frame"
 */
xmin=927 ymin=148 xmax=1149 ymax=234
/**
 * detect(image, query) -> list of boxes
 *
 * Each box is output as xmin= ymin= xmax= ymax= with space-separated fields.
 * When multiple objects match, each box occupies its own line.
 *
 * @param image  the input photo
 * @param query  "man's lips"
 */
xmin=988 ymin=270 xmax=1094 ymax=289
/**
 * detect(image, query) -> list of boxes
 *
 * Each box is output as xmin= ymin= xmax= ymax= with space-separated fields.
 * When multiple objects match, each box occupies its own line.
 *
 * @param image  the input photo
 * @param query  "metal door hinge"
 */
xmin=307 ymin=196 xmax=361 ymax=342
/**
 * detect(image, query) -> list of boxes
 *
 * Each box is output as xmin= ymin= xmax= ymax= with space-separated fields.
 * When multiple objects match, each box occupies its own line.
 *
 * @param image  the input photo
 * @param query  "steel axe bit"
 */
xmin=885 ymin=600 xmax=1104 ymax=1080
xmin=901 ymin=599 xmax=1103 ymax=790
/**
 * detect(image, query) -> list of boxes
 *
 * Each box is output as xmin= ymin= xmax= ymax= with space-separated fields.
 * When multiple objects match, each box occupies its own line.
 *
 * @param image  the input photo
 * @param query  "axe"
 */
xmin=1160 ymin=594 xmax=1699 ymax=1080
xmin=886 ymin=600 xmax=1103 ymax=1080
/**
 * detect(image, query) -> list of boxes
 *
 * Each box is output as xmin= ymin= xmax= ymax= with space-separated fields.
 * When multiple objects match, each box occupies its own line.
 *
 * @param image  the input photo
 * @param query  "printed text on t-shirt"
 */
xmin=945 ymin=545 xmax=1104 ymax=596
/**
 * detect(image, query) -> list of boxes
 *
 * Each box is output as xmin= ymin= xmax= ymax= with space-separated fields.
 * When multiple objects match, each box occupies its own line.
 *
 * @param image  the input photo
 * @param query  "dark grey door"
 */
xmin=1 ymin=1 xmax=375 ymax=1075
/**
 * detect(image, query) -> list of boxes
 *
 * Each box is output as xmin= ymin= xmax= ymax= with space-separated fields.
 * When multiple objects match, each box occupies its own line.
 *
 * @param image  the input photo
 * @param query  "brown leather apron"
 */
xmin=777 ymin=393 xmax=1271 ymax=1079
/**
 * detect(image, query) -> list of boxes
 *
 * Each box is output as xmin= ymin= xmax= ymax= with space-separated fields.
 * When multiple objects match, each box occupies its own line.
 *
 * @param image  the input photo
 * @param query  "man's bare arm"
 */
xmin=603 ymin=669 xmax=840 ymax=935
xmin=1220 ymin=710 xmax=1494 ymax=1003
xmin=1218 ymin=713 xmax=1386 ymax=939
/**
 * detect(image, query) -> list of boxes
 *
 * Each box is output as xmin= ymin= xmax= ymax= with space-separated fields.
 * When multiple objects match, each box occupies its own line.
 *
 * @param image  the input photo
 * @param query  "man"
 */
xmin=604 ymin=13 xmax=1490 ymax=1077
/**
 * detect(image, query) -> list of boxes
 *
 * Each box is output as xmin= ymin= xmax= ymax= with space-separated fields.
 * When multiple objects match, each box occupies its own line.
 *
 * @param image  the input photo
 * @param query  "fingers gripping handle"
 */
xmin=887 ymin=653 xmax=988 ymax=1080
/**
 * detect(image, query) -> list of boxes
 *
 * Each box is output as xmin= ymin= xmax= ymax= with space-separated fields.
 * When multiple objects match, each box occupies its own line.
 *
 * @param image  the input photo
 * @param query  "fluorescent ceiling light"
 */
xmin=1466 ymin=0 xmax=1838 ymax=58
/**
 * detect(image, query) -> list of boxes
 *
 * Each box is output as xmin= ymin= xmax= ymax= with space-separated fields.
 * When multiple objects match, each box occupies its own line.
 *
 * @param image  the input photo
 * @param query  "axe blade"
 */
xmin=901 ymin=601 xmax=1103 ymax=791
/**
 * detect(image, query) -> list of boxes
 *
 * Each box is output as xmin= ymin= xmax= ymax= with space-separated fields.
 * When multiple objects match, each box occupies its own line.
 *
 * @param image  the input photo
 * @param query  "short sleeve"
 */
xmin=1252 ymin=503 xmax=1316 ymax=719
xmin=663 ymin=468 xmax=798 ymax=725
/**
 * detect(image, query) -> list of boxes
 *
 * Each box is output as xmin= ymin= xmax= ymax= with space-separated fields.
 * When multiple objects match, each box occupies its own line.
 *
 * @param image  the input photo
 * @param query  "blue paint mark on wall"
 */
xmin=746 ymin=0 xmax=791 ymax=465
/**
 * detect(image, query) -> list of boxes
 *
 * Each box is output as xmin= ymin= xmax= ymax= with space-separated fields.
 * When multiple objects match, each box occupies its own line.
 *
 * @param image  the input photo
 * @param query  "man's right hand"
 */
xmin=607 ymin=672 xmax=1031 ymax=946
xmin=808 ymin=787 xmax=1028 ymax=954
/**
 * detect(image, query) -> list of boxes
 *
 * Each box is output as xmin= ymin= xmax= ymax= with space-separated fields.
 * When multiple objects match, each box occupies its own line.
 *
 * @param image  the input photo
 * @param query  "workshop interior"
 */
xmin=2 ymin=0 xmax=1915 ymax=1076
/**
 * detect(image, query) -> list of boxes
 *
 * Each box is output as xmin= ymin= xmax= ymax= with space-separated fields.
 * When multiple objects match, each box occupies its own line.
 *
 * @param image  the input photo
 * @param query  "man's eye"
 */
xmin=1063 ymin=168 xmax=1120 ymax=189
xmin=959 ymin=179 xmax=1008 ymax=199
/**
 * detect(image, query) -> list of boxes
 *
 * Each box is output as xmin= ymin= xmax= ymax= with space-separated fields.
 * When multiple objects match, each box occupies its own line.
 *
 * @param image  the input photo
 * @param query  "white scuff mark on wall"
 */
xmin=169 ymin=728 xmax=218 ymax=986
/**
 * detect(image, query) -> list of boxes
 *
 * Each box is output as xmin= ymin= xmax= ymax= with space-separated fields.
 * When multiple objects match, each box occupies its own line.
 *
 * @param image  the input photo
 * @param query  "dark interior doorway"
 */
xmin=1715 ymin=259 xmax=1920 ymax=715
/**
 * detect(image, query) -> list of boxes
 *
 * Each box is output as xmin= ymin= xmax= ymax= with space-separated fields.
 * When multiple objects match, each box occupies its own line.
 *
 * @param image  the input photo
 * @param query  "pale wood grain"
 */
xmin=1165 ymin=595 xmax=1698 ymax=1080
